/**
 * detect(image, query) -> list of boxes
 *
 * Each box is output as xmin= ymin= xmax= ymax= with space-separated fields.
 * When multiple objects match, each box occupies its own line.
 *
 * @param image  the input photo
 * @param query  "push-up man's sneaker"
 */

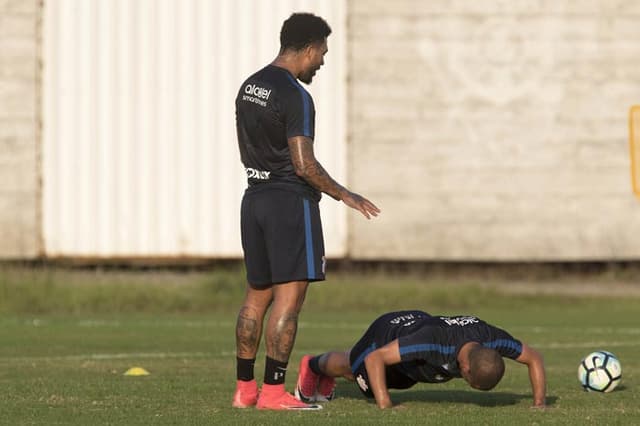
xmin=257 ymin=383 xmax=322 ymax=410
xmin=316 ymin=375 xmax=336 ymax=402
xmin=232 ymin=379 xmax=259 ymax=408
xmin=295 ymin=355 xmax=320 ymax=403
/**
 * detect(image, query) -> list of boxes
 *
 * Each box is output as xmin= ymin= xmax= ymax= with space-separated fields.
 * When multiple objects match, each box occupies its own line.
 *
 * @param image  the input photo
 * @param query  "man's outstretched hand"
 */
xmin=341 ymin=191 xmax=380 ymax=219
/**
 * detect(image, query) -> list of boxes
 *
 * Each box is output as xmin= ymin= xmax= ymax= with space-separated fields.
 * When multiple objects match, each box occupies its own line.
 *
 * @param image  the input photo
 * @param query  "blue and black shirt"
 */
xmin=235 ymin=64 xmax=319 ymax=201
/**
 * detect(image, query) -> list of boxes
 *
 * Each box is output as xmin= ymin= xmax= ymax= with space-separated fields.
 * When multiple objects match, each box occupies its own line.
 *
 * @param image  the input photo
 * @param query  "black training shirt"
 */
xmin=360 ymin=311 xmax=523 ymax=385
xmin=235 ymin=64 xmax=319 ymax=200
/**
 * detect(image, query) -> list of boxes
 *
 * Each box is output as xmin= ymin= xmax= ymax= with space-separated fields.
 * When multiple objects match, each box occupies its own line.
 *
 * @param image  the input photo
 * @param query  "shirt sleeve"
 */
xmin=283 ymin=84 xmax=315 ymax=139
xmin=482 ymin=327 xmax=523 ymax=360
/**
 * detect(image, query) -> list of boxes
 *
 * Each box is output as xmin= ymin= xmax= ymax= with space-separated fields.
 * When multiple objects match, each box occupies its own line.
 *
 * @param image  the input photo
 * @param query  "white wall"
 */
xmin=348 ymin=0 xmax=640 ymax=260
xmin=0 ymin=0 xmax=40 ymax=258
xmin=42 ymin=0 xmax=347 ymax=258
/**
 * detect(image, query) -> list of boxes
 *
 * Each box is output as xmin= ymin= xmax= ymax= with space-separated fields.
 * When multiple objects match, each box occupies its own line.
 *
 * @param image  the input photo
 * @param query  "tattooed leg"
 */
xmin=236 ymin=285 xmax=273 ymax=359
xmin=265 ymin=281 xmax=309 ymax=362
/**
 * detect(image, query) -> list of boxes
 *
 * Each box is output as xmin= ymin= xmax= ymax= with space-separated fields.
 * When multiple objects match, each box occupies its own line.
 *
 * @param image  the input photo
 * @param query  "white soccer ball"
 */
xmin=578 ymin=350 xmax=622 ymax=392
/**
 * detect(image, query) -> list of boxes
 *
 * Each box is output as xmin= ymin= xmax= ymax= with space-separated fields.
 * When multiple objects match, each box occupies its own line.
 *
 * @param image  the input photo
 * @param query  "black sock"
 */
xmin=236 ymin=357 xmax=255 ymax=381
xmin=264 ymin=356 xmax=288 ymax=385
xmin=309 ymin=355 xmax=323 ymax=376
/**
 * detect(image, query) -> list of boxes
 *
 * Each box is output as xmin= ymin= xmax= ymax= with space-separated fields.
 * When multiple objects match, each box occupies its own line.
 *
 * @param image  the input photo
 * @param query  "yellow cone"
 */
xmin=124 ymin=367 xmax=150 ymax=376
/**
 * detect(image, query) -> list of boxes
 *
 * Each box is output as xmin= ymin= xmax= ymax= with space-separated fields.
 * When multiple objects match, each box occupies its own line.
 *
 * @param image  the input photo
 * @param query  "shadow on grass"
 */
xmin=335 ymin=382 xmax=557 ymax=407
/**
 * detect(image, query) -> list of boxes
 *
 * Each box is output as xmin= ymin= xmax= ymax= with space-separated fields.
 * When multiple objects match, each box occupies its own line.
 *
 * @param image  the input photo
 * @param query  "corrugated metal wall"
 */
xmin=42 ymin=0 xmax=347 ymax=258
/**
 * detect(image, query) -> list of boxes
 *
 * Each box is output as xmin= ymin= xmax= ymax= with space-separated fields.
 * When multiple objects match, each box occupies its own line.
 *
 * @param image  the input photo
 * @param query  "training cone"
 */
xmin=124 ymin=367 xmax=150 ymax=376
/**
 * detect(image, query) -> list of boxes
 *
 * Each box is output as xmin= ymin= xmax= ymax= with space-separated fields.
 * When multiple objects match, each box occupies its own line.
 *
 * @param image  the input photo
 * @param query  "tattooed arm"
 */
xmin=288 ymin=136 xmax=380 ymax=219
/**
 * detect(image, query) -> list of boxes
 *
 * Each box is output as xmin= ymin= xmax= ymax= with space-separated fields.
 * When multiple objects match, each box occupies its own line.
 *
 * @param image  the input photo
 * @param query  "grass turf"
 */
xmin=0 ymin=265 xmax=639 ymax=424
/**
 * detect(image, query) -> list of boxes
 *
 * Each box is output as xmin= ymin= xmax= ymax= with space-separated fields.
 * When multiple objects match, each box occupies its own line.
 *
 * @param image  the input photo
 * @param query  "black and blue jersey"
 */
xmin=349 ymin=310 xmax=522 ymax=396
xmin=235 ymin=64 xmax=319 ymax=201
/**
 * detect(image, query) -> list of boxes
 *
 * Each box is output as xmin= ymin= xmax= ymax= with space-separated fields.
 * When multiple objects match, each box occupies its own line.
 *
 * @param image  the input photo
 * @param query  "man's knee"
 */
xmin=243 ymin=286 xmax=273 ymax=311
xmin=272 ymin=281 xmax=309 ymax=311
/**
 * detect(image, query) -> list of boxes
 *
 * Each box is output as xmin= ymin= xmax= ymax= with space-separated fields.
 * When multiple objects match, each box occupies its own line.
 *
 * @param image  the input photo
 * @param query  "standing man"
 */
xmin=233 ymin=13 xmax=380 ymax=410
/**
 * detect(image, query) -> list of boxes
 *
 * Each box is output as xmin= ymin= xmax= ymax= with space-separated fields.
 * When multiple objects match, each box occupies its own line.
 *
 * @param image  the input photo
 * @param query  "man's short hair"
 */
xmin=280 ymin=13 xmax=332 ymax=52
xmin=468 ymin=346 xmax=505 ymax=391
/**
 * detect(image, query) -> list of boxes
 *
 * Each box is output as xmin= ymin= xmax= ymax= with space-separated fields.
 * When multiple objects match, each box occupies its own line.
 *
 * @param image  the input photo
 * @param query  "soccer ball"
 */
xmin=578 ymin=351 xmax=622 ymax=392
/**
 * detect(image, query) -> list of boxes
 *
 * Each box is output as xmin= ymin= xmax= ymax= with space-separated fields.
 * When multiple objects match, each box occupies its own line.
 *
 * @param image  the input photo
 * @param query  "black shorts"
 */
xmin=349 ymin=313 xmax=420 ymax=398
xmin=241 ymin=186 xmax=325 ymax=287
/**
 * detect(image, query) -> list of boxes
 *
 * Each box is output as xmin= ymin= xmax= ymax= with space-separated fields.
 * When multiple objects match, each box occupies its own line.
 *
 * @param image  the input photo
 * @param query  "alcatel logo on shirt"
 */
xmin=440 ymin=316 xmax=480 ymax=327
xmin=244 ymin=84 xmax=272 ymax=100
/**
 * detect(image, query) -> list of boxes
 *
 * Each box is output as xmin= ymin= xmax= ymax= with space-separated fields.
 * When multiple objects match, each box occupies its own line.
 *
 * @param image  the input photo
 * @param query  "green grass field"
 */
xmin=1 ymin=265 xmax=639 ymax=425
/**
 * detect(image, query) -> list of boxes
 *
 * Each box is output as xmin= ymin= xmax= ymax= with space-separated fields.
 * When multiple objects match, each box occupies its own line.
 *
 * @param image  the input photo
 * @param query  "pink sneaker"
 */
xmin=232 ymin=379 xmax=258 ymax=408
xmin=295 ymin=355 xmax=320 ymax=403
xmin=316 ymin=375 xmax=336 ymax=402
xmin=257 ymin=383 xmax=322 ymax=410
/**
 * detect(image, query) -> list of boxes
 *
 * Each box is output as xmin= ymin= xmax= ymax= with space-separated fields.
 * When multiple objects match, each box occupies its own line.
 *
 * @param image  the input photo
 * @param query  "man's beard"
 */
xmin=299 ymin=68 xmax=317 ymax=84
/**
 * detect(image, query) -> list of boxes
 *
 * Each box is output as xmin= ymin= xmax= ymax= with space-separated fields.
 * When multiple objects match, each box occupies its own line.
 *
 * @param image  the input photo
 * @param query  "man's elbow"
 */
xmin=364 ymin=351 xmax=381 ymax=368
xmin=293 ymin=161 xmax=318 ymax=181
xmin=531 ymin=347 xmax=545 ymax=365
xmin=293 ymin=166 xmax=307 ymax=179
xmin=364 ymin=353 xmax=372 ymax=369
